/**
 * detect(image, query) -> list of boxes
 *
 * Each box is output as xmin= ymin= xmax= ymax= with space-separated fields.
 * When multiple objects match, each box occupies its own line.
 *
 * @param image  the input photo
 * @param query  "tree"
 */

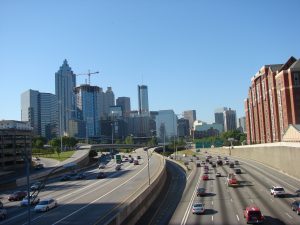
xmin=125 ymin=135 xmax=134 ymax=145
xmin=32 ymin=136 xmax=47 ymax=148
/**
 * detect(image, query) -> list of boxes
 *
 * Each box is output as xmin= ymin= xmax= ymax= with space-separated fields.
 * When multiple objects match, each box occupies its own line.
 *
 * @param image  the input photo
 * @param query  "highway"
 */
xmin=169 ymin=153 xmax=300 ymax=225
xmin=0 ymin=148 xmax=164 ymax=225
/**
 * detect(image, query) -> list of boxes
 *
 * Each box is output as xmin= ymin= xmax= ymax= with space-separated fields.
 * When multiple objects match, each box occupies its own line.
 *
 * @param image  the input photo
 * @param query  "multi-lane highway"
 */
xmin=169 ymin=153 xmax=300 ymax=225
xmin=0 ymin=148 xmax=164 ymax=225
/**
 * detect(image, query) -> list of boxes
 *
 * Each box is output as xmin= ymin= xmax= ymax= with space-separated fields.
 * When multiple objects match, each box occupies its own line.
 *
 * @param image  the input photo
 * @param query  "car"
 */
xmin=8 ymin=191 xmax=27 ymax=201
xmin=0 ymin=208 xmax=7 ymax=220
xmin=30 ymin=181 xmax=45 ymax=191
xmin=197 ymin=188 xmax=206 ymax=196
xmin=97 ymin=172 xmax=106 ymax=179
xmin=204 ymin=169 xmax=209 ymax=174
xmin=234 ymin=168 xmax=242 ymax=174
xmin=34 ymin=198 xmax=57 ymax=212
xmin=0 ymin=201 xmax=2 ymax=208
xmin=60 ymin=175 xmax=71 ymax=181
xmin=291 ymin=200 xmax=300 ymax=215
xmin=234 ymin=160 xmax=239 ymax=165
xmin=270 ymin=186 xmax=285 ymax=197
xmin=244 ymin=206 xmax=264 ymax=224
xmin=196 ymin=162 xmax=201 ymax=167
xmin=34 ymin=163 xmax=44 ymax=170
xmin=20 ymin=196 xmax=40 ymax=206
xmin=99 ymin=163 xmax=105 ymax=169
xmin=229 ymin=162 xmax=235 ymax=168
xmin=202 ymin=175 xmax=209 ymax=181
xmin=133 ymin=160 xmax=139 ymax=165
xmin=74 ymin=173 xmax=86 ymax=180
xmin=217 ymin=160 xmax=223 ymax=166
xmin=137 ymin=155 xmax=141 ymax=159
xmin=225 ymin=160 xmax=229 ymax=165
xmin=216 ymin=172 xmax=222 ymax=177
xmin=295 ymin=189 xmax=300 ymax=197
xmin=129 ymin=158 xmax=134 ymax=163
xmin=115 ymin=164 xmax=122 ymax=170
xmin=192 ymin=203 xmax=205 ymax=214
xmin=212 ymin=163 xmax=216 ymax=168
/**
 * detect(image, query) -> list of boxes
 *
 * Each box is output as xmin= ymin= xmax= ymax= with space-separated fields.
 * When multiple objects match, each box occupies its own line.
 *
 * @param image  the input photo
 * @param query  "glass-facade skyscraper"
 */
xmin=75 ymin=84 xmax=101 ymax=138
xmin=55 ymin=59 xmax=76 ymax=136
xmin=138 ymin=85 xmax=149 ymax=116
xmin=21 ymin=89 xmax=58 ymax=139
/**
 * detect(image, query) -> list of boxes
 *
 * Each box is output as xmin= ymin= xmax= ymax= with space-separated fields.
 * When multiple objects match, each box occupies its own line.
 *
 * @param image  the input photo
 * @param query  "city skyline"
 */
xmin=1 ymin=1 xmax=300 ymax=123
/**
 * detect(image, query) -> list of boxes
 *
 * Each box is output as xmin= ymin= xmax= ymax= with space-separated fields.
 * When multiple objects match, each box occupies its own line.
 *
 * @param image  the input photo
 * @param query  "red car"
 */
xmin=243 ymin=206 xmax=264 ymax=224
xmin=202 ymin=175 xmax=209 ymax=181
xmin=8 ymin=191 xmax=27 ymax=201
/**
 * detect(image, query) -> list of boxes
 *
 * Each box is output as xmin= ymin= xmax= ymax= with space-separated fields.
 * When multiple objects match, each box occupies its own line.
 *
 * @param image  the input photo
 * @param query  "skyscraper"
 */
xmin=138 ymin=85 xmax=149 ymax=116
xmin=75 ymin=84 xmax=101 ymax=138
xmin=116 ymin=97 xmax=131 ymax=117
xmin=55 ymin=59 xmax=76 ymax=136
xmin=21 ymin=89 xmax=58 ymax=139
xmin=156 ymin=110 xmax=177 ymax=141
xmin=103 ymin=87 xmax=115 ymax=119
xmin=223 ymin=108 xmax=237 ymax=132
xmin=214 ymin=107 xmax=227 ymax=131
xmin=183 ymin=110 xmax=196 ymax=131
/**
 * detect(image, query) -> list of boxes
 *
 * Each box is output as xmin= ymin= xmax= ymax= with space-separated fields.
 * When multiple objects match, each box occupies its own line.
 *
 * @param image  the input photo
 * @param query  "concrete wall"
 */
xmin=206 ymin=142 xmax=300 ymax=180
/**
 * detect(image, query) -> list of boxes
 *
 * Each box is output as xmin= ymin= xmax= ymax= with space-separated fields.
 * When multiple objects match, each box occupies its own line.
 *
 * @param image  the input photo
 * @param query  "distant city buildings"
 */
xmin=138 ymin=85 xmax=149 ymax=116
xmin=156 ymin=110 xmax=177 ymax=141
xmin=55 ymin=59 xmax=76 ymax=137
xmin=116 ymin=97 xmax=131 ymax=117
xmin=238 ymin=116 xmax=246 ymax=133
xmin=244 ymin=56 xmax=300 ymax=144
xmin=183 ymin=110 xmax=196 ymax=132
xmin=194 ymin=120 xmax=223 ymax=138
xmin=0 ymin=120 xmax=33 ymax=171
xmin=223 ymin=108 xmax=237 ymax=132
xmin=21 ymin=89 xmax=58 ymax=140
xmin=214 ymin=107 xmax=227 ymax=132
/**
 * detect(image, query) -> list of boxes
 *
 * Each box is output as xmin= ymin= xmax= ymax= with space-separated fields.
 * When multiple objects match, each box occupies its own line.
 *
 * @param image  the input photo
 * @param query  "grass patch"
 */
xmin=33 ymin=150 xmax=75 ymax=162
xmin=176 ymin=149 xmax=196 ymax=156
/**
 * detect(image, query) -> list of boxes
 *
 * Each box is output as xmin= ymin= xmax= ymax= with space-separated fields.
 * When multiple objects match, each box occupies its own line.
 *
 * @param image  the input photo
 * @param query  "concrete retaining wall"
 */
xmin=206 ymin=143 xmax=300 ymax=180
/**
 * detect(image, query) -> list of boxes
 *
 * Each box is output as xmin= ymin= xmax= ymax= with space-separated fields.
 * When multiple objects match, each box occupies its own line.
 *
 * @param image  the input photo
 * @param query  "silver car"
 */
xmin=192 ymin=203 xmax=205 ymax=214
xmin=34 ymin=198 xmax=57 ymax=212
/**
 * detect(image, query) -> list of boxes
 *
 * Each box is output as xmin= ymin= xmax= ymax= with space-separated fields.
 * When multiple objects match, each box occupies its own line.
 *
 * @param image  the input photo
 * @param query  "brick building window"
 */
xmin=294 ymin=73 xmax=299 ymax=86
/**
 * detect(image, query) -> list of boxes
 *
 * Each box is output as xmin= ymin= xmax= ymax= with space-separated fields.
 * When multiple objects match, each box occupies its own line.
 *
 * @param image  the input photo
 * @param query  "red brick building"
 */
xmin=245 ymin=56 xmax=300 ymax=144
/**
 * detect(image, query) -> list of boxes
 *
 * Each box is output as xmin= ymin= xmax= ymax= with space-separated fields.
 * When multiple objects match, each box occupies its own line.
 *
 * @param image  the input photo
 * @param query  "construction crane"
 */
xmin=76 ymin=70 xmax=99 ymax=85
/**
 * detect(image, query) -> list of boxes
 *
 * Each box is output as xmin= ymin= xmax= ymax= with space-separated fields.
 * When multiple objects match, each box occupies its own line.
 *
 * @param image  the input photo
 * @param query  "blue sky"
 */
xmin=1 ymin=0 xmax=300 ymax=123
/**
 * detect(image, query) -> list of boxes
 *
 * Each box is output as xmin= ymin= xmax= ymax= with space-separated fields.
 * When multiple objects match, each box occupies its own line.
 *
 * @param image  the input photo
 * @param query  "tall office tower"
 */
xmin=214 ymin=107 xmax=227 ymax=131
xmin=245 ymin=56 xmax=300 ymax=144
xmin=21 ymin=90 xmax=58 ymax=139
xmin=55 ymin=59 xmax=76 ymax=136
xmin=116 ymin=97 xmax=131 ymax=117
xmin=138 ymin=85 xmax=149 ymax=116
xmin=97 ymin=87 xmax=105 ymax=119
xmin=21 ymin=89 xmax=39 ymax=135
xmin=103 ymin=87 xmax=115 ymax=119
xmin=238 ymin=116 xmax=246 ymax=133
xmin=156 ymin=110 xmax=177 ymax=141
xmin=183 ymin=110 xmax=196 ymax=131
xmin=75 ymin=84 xmax=101 ymax=138
xmin=223 ymin=108 xmax=237 ymax=132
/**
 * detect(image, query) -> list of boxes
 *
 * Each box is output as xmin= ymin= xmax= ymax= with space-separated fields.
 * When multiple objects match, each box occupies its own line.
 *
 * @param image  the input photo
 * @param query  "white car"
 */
xmin=270 ymin=186 xmax=285 ymax=197
xmin=20 ymin=196 xmax=40 ymax=206
xmin=34 ymin=198 xmax=57 ymax=212
xmin=192 ymin=203 xmax=205 ymax=214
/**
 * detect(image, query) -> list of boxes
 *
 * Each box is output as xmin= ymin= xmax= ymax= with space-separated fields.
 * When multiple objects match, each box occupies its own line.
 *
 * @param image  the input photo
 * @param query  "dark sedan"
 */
xmin=197 ymin=188 xmax=207 ymax=197
xmin=8 ymin=191 xmax=27 ymax=201
xmin=291 ymin=201 xmax=300 ymax=215
xmin=97 ymin=172 xmax=106 ymax=179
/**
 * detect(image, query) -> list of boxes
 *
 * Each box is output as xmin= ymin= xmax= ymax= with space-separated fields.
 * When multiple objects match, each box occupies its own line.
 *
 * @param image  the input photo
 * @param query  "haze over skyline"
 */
xmin=1 ymin=0 xmax=300 ymax=123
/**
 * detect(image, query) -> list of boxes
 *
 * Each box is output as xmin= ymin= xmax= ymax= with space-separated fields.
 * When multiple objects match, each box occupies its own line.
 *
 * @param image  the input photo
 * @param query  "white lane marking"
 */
xmin=236 ymin=215 xmax=240 ymax=221
xmin=52 ymin=162 xmax=151 ymax=225
xmin=212 ymin=216 xmax=214 ymax=221
xmin=211 ymin=201 xmax=214 ymax=205
xmin=21 ymin=160 xmax=151 ymax=225
xmin=285 ymin=213 xmax=293 ymax=219
xmin=181 ymin=176 xmax=202 ymax=225
xmin=237 ymin=158 xmax=299 ymax=190
xmin=230 ymin=198 xmax=233 ymax=202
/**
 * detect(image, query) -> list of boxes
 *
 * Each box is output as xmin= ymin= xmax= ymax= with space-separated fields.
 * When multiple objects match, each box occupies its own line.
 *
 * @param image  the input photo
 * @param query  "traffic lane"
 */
xmin=23 ymin=154 xmax=163 ymax=225
xmin=221 ymin=162 xmax=294 ymax=224
xmin=235 ymin=164 xmax=300 ymax=224
xmin=0 ymin=158 xmax=151 ymax=225
xmin=168 ymin=161 xmax=200 ymax=225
